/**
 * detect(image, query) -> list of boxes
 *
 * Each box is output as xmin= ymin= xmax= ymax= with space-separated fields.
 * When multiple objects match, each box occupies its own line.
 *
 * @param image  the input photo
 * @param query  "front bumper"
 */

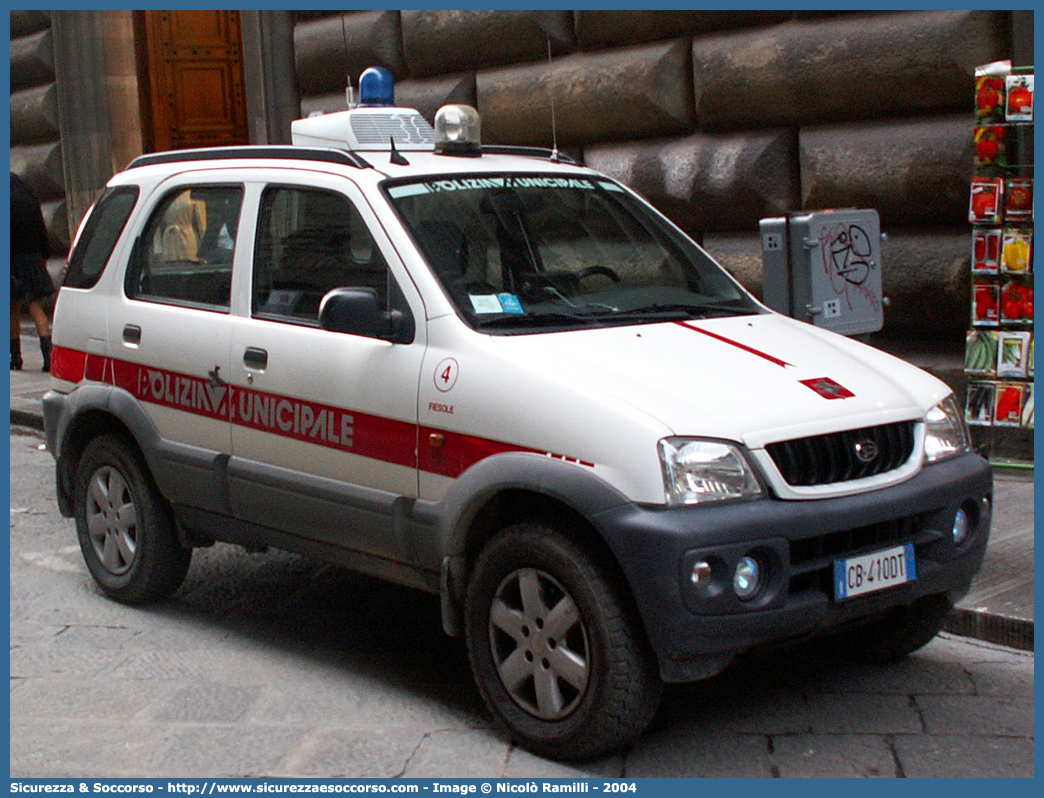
xmin=593 ymin=453 xmax=993 ymax=682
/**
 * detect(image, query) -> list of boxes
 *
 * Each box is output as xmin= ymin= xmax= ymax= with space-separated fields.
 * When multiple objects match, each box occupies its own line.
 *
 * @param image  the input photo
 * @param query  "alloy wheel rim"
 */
xmin=488 ymin=567 xmax=590 ymax=720
xmin=85 ymin=465 xmax=138 ymax=576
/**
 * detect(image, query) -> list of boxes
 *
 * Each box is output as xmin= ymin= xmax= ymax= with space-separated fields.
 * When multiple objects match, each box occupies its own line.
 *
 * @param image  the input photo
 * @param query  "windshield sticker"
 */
xmin=470 ymin=293 xmax=504 ymax=314
xmin=404 ymin=176 xmax=597 ymax=195
xmin=387 ymin=184 xmax=432 ymax=198
xmin=598 ymin=181 xmax=625 ymax=192
xmin=498 ymin=293 xmax=524 ymax=314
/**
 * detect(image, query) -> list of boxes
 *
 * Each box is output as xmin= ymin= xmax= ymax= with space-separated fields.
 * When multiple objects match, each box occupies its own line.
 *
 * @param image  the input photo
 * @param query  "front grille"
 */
xmin=787 ymin=515 xmax=932 ymax=597
xmin=766 ymin=421 xmax=916 ymax=487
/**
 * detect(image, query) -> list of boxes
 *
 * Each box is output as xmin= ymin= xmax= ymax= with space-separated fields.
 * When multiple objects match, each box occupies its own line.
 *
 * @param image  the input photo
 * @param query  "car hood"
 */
xmin=489 ymin=313 xmax=951 ymax=449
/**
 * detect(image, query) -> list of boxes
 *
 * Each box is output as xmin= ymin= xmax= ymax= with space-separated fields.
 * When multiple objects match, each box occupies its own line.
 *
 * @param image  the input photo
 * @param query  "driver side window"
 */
xmin=253 ymin=186 xmax=389 ymax=324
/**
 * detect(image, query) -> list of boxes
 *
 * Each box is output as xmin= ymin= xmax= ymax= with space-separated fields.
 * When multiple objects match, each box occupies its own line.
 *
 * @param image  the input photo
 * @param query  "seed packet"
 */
xmin=1005 ymin=178 xmax=1033 ymax=221
xmin=1005 ymin=73 xmax=1034 ymax=122
xmin=1000 ymin=277 xmax=1034 ymax=325
xmin=975 ymin=63 xmax=1009 ymax=123
xmin=994 ymin=382 xmax=1025 ymax=426
xmin=966 ymin=381 xmax=995 ymax=425
xmin=997 ymin=331 xmax=1031 ymax=378
xmin=972 ymin=227 xmax=1003 ymax=273
xmin=973 ymin=125 xmax=1007 ymax=167
xmin=1001 ymin=228 xmax=1032 ymax=274
xmin=1022 ymin=382 xmax=1034 ymax=428
xmin=972 ymin=278 xmax=1000 ymax=326
xmin=966 ymin=329 xmax=999 ymax=376
xmin=1029 ymin=336 xmax=1034 ymax=378
xmin=969 ymin=177 xmax=1004 ymax=224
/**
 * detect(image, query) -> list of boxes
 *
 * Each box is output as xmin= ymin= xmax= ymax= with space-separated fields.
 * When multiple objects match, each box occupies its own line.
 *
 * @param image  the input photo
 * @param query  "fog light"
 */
xmin=952 ymin=504 xmax=972 ymax=545
xmin=691 ymin=560 xmax=713 ymax=588
xmin=733 ymin=556 xmax=761 ymax=600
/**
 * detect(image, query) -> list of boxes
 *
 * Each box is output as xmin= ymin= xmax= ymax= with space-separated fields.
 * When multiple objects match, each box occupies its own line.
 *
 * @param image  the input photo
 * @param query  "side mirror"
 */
xmin=318 ymin=287 xmax=410 ymax=342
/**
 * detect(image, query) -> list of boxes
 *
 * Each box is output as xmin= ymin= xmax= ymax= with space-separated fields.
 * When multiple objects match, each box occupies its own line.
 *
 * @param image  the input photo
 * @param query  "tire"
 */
xmin=827 ymin=594 xmax=953 ymax=664
xmin=465 ymin=522 xmax=662 ymax=760
xmin=73 ymin=434 xmax=191 ymax=604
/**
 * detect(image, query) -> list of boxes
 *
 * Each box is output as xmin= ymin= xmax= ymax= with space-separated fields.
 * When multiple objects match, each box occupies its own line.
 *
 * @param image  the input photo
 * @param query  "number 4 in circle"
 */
xmin=434 ymin=358 xmax=459 ymax=392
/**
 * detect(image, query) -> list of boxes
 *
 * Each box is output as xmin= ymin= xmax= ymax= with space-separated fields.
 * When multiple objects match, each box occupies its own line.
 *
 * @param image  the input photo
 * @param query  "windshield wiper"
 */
xmin=475 ymin=311 xmax=596 ymax=330
xmin=604 ymin=302 xmax=757 ymax=321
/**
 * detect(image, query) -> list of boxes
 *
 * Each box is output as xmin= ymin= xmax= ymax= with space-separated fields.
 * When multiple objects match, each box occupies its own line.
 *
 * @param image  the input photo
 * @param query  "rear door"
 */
xmin=226 ymin=173 xmax=426 ymax=563
xmin=111 ymin=176 xmax=244 ymax=512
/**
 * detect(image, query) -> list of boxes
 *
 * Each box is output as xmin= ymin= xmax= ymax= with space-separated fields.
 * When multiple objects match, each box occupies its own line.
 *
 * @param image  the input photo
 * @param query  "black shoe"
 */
xmin=40 ymin=335 xmax=51 ymax=373
xmin=10 ymin=338 xmax=22 ymax=371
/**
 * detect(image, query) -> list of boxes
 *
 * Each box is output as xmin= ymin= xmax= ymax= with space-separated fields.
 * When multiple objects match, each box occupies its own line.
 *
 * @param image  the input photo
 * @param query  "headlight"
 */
xmin=658 ymin=438 xmax=762 ymax=505
xmin=923 ymin=395 xmax=973 ymax=464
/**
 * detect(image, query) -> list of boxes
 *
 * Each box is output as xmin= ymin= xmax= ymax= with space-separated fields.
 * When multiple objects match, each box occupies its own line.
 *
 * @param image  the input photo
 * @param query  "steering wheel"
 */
xmin=576 ymin=265 xmax=621 ymax=284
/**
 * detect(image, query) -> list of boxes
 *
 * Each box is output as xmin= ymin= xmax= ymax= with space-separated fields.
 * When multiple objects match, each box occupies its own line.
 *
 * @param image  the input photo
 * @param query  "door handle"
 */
xmin=243 ymin=347 xmax=268 ymax=371
xmin=122 ymin=324 xmax=142 ymax=345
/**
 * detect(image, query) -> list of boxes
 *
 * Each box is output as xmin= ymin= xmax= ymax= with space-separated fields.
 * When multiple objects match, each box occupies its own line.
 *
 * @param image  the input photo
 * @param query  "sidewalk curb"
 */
xmin=11 ymin=407 xmax=44 ymax=432
xmin=945 ymin=607 xmax=1034 ymax=652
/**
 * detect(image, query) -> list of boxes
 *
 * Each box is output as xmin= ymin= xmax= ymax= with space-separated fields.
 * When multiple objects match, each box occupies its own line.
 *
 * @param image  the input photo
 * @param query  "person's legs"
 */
xmin=10 ymin=299 xmax=23 ymax=370
xmin=27 ymin=299 xmax=52 ymax=372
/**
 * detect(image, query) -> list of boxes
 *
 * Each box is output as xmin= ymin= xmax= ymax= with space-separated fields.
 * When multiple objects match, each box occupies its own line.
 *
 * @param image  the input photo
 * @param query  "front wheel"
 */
xmin=465 ymin=522 xmax=662 ymax=760
xmin=73 ymin=434 xmax=191 ymax=604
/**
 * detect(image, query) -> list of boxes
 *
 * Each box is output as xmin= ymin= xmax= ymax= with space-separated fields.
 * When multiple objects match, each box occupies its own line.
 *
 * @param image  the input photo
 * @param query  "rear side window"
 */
xmin=63 ymin=186 xmax=139 ymax=289
xmin=126 ymin=185 xmax=243 ymax=310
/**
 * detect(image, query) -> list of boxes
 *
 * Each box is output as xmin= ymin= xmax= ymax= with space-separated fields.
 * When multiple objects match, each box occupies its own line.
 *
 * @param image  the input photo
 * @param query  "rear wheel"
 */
xmin=828 ymin=594 xmax=953 ymax=664
xmin=465 ymin=522 xmax=662 ymax=760
xmin=73 ymin=435 xmax=191 ymax=604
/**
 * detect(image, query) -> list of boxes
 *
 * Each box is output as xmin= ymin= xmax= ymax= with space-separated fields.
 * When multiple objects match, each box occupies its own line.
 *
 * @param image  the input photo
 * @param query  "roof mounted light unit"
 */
xmin=290 ymin=66 xmax=436 ymax=152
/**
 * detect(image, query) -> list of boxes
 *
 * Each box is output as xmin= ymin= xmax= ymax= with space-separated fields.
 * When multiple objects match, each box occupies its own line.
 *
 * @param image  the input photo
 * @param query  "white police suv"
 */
xmin=44 ymin=67 xmax=992 ymax=760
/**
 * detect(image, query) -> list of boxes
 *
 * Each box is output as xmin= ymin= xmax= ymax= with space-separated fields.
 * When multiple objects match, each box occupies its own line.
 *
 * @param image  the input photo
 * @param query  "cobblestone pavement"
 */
xmin=10 ymin=426 xmax=1034 ymax=778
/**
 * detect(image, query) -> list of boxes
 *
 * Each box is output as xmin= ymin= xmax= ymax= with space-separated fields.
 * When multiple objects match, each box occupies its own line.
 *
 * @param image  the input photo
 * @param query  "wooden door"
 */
xmin=141 ymin=10 xmax=249 ymax=151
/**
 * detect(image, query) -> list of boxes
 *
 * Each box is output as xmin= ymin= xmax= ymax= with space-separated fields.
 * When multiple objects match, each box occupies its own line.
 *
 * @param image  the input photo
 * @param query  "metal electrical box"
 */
xmin=760 ymin=209 xmax=884 ymax=336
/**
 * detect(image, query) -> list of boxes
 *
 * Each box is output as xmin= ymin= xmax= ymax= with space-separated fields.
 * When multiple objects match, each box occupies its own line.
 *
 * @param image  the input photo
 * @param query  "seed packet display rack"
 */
xmin=966 ymin=64 xmax=1034 ymax=459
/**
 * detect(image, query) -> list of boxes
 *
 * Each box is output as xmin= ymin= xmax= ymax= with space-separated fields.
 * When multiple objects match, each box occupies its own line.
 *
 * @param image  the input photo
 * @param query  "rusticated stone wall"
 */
xmin=9 ymin=9 xmax=68 ymax=268
xmin=293 ymin=9 xmax=1021 ymax=342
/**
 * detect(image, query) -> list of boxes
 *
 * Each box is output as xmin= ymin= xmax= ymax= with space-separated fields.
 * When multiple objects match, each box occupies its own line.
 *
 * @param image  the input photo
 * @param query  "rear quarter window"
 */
xmin=63 ymin=186 xmax=140 ymax=289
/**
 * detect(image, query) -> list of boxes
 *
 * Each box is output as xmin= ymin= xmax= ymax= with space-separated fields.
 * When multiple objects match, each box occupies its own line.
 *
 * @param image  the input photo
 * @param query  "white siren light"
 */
xmin=434 ymin=105 xmax=482 ymax=156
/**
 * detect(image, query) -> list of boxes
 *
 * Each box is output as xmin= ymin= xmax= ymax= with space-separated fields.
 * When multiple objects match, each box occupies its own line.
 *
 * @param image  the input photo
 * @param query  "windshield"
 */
xmin=385 ymin=173 xmax=761 ymax=333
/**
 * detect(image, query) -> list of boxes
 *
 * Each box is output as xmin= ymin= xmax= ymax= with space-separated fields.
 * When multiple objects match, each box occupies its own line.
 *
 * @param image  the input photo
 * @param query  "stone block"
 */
xmin=916 ymin=694 xmax=1034 ymax=737
xmin=628 ymin=732 xmax=772 ymax=777
xmin=772 ymin=735 xmax=897 ymax=778
xmin=10 ymin=141 xmax=64 ymax=203
xmin=692 ymin=10 xmax=1010 ymax=130
xmin=10 ymin=83 xmax=59 ymax=145
xmin=294 ymin=11 xmax=405 ymax=97
xmin=585 ymin=128 xmax=798 ymax=233
xmin=575 ymin=10 xmax=793 ymax=50
xmin=41 ymin=198 xmax=69 ymax=254
xmin=894 ymin=735 xmax=1035 ymax=779
xmin=701 ymin=232 xmax=767 ymax=299
xmin=478 ymin=40 xmax=695 ymax=147
xmin=10 ymin=28 xmax=55 ymax=92
xmin=10 ymin=9 xmax=50 ymax=38
xmin=806 ymin=692 xmax=923 ymax=734
xmin=401 ymin=10 xmax=575 ymax=78
xmin=800 ymin=114 xmax=974 ymax=227
xmin=302 ymin=72 xmax=476 ymax=125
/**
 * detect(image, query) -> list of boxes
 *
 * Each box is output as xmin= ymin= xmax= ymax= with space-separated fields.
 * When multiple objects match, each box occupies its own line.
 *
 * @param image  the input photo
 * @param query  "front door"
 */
xmin=227 ymin=174 xmax=426 ymax=563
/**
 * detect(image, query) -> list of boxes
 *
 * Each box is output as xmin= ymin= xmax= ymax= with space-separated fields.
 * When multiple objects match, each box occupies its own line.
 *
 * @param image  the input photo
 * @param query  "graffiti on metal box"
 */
xmin=818 ymin=223 xmax=881 ymax=312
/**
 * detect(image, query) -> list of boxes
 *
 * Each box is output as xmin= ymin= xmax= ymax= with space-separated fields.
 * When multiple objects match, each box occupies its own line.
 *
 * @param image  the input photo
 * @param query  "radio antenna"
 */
xmin=547 ymin=37 xmax=560 ymax=163
xmin=341 ymin=14 xmax=356 ymax=109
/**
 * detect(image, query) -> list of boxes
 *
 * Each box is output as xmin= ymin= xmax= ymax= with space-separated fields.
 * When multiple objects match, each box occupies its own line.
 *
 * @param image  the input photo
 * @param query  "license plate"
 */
xmin=834 ymin=544 xmax=916 ymax=601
